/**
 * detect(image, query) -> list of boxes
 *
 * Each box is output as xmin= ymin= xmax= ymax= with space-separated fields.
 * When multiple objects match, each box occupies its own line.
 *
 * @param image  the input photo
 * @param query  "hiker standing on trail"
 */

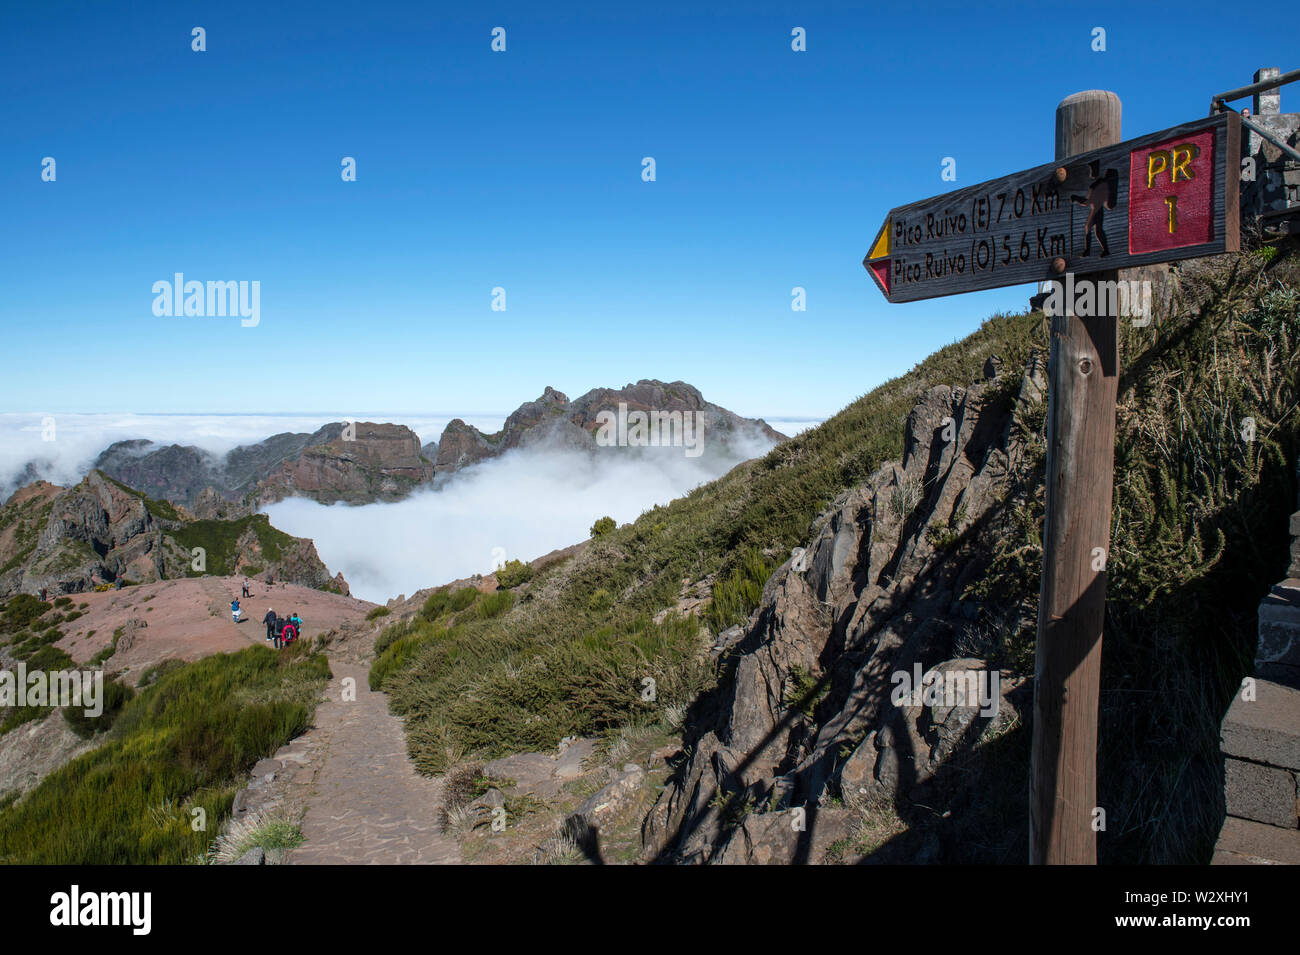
xmin=263 ymin=608 xmax=276 ymax=642
xmin=231 ymin=598 xmax=242 ymax=623
xmin=290 ymin=611 xmax=303 ymax=642
xmin=242 ymin=578 xmax=250 ymax=598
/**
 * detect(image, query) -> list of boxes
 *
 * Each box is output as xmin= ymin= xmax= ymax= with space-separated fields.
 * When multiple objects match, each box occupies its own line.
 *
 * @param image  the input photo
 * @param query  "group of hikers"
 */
xmin=228 ymin=577 xmax=302 ymax=649
xmin=262 ymin=608 xmax=303 ymax=649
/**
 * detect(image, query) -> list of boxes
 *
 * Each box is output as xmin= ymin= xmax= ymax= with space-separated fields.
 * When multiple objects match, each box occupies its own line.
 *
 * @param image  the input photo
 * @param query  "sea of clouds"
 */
xmin=264 ymin=433 xmax=782 ymax=603
xmin=0 ymin=412 xmax=819 ymax=604
xmin=0 ymin=412 xmax=500 ymax=499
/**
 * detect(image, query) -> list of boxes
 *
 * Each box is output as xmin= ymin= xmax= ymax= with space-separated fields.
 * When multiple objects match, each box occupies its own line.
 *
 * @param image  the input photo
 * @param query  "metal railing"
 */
xmin=1211 ymin=68 xmax=1300 ymax=164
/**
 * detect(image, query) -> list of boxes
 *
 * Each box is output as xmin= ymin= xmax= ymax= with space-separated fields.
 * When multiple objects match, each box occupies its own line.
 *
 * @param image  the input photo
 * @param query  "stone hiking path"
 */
xmin=278 ymin=662 xmax=461 ymax=864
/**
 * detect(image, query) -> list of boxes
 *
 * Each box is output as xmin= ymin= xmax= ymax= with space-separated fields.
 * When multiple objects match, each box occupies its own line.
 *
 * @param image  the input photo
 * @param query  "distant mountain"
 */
xmin=0 ymin=471 xmax=347 ymax=599
xmin=66 ymin=381 xmax=783 ymax=510
xmin=433 ymin=380 xmax=787 ymax=474
xmin=92 ymin=423 xmax=431 ymax=510
xmin=252 ymin=422 xmax=433 ymax=506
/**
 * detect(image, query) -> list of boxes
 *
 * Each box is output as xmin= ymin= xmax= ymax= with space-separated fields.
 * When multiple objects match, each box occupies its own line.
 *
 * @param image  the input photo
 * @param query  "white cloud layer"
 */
xmin=263 ymin=436 xmax=777 ymax=603
xmin=0 ymin=412 xmax=807 ymax=604
xmin=0 ymin=412 xmax=503 ymax=499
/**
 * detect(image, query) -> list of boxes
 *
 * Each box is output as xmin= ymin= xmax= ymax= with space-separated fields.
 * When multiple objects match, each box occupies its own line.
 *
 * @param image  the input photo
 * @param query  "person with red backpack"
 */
xmin=278 ymin=615 xmax=298 ymax=648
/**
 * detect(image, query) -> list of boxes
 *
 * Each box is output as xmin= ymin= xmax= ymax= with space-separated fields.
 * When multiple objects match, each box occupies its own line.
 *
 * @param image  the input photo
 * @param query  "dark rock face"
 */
xmin=433 ymin=381 xmax=787 ymax=475
xmin=0 ymin=471 xmax=344 ymax=599
xmin=92 ymin=422 xmax=427 ymax=508
xmin=253 ymin=422 xmax=433 ymax=506
xmin=223 ymin=424 xmax=343 ymax=496
xmin=93 ymin=441 xmax=219 ymax=505
xmin=83 ymin=380 xmax=781 ymax=506
xmin=642 ymin=358 xmax=1044 ymax=864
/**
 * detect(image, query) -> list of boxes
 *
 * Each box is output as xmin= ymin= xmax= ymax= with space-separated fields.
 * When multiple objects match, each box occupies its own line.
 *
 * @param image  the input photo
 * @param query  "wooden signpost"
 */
xmin=864 ymin=111 xmax=1240 ymax=302
xmin=864 ymin=93 xmax=1241 ymax=865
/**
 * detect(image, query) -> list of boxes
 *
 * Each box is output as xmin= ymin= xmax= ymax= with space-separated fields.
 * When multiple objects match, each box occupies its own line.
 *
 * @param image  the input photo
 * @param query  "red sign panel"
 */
xmin=1128 ymin=128 xmax=1216 ymax=254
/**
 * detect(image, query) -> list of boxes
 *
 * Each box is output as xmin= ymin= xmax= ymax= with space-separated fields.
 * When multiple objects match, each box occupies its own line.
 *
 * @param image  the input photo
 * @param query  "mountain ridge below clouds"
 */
xmin=45 ymin=380 xmax=786 ymax=512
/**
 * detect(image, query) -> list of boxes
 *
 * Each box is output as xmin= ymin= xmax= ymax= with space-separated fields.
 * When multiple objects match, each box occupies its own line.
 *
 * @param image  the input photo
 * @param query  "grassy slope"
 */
xmin=376 ymin=306 xmax=1046 ymax=774
xmin=379 ymin=246 xmax=1300 ymax=863
xmin=0 ymin=642 xmax=331 ymax=864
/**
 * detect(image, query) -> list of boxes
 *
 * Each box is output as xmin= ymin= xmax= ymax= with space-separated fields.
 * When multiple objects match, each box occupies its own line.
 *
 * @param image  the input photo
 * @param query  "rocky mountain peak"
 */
xmin=642 ymin=354 xmax=1046 ymax=864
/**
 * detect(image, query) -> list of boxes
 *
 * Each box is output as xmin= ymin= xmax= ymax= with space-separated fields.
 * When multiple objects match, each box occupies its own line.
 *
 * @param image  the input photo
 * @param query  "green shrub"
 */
xmin=421 ymin=586 xmax=478 ymax=622
xmin=705 ymin=547 xmax=774 ymax=633
xmin=370 ymin=629 xmax=438 ymax=691
xmin=587 ymin=588 xmax=614 ymax=614
xmin=0 ymin=594 xmax=50 ymax=631
xmin=23 ymin=645 xmax=73 ymax=671
xmin=366 ymin=606 xmax=391 ymax=621
xmin=590 ymin=516 xmax=616 ymax=537
xmin=420 ymin=590 xmax=450 ymax=621
xmin=62 ymin=677 xmax=134 ymax=739
xmin=373 ymin=618 xmax=411 ymax=657
xmin=448 ymin=587 xmax=479 ymax=613
xmin=494 ymin=559 xmax=534 ymax=589
xmin=170 ymin=514 xmax=297 ymax=578
xmin=475 ymin=590 xmax=514 ymax=619
xmin=385 ymin=612 xmax=705 ymax=774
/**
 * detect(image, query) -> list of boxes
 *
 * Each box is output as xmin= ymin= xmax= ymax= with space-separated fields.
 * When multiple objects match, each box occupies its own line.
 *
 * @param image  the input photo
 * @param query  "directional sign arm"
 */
xmin=864 ymin=113 xmax=1240 ymax=303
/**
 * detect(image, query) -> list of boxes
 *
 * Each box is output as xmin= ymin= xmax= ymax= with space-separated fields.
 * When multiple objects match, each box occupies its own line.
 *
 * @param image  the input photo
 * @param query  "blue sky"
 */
xmin=0 ymin=0 xmax=1291 ymax=421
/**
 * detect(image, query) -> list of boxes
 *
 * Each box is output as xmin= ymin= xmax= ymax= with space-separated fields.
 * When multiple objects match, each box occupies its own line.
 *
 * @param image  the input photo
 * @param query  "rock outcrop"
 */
xmin=92 ymin=422 xmax=432 ymax=509
xmin=74 ymin=381 xmax=781 ymax=505
xmin=642 ymin=357 xmax=1044 ymax=864
xmin=0 ymin=471 xmax=345 ymax=598
xmin=434 ymin=381 xmax=787 ymax=475
xmin=252 ymin=422 xmax=433 ymax=506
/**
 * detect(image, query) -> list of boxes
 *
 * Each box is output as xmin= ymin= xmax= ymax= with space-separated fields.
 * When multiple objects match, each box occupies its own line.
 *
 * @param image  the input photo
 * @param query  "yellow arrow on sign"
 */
xmin=863 ymin=218 xmax=891 ymax=295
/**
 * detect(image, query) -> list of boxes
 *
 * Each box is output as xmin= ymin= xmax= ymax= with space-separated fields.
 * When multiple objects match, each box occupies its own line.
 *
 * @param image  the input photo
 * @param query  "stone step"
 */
xmin=1212 ymin=815 xmax=1300 ymax=865
xmin=1224 ymin=756 xmax=1299 ymax=828
xmin=1221 ymin=677 xmax=1300 ymax=771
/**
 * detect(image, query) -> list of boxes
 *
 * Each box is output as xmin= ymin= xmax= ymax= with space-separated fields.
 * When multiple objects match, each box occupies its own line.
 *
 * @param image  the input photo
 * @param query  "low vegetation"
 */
xmin=170 ymin=514 xmax=297 ymax=578
xmin=494 ymin=559 xmax=534 ymax=589
xmin=0 ymin=642 xmax=331 ymax=863
xmin=209 ymin=814 xmax=303 ymax=863
xmin=138 ymin=245 xmax=1291 ymax=866
xmin=376 ymin=302 xmax=1047 ymax=776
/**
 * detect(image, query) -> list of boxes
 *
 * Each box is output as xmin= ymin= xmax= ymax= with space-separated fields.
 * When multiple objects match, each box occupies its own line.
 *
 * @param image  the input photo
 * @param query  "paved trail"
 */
xmin=284 ymin=662 xmax=461 ymax=865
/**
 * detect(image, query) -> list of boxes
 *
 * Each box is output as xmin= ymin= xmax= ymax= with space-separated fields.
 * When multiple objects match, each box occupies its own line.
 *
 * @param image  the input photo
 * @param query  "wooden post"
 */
xmin=1029 ymin=90 xmax=1122 ymax=865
